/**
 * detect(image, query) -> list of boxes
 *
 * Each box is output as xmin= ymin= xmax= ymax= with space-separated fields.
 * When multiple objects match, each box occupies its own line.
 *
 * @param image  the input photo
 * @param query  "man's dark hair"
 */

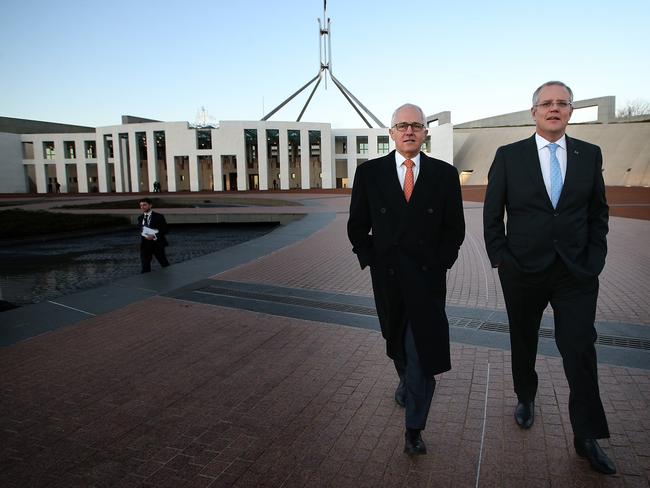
xmin=139 ymin=197 xmax=152 ymax=205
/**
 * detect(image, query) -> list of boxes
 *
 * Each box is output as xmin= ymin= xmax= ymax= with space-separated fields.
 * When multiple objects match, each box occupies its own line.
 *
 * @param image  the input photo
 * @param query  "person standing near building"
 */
xmin=138 ymin=198 xmax=170 ymax=273
xmin=348 ymin=103 xmax=465 ymax=455
xmin=483 ymin=81 xmax=615 ymax=474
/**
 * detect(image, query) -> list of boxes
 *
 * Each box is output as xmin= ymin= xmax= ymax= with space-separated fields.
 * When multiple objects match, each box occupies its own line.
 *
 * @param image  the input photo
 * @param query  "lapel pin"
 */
xmin=573 ymin=150 xmax=579 ymax=155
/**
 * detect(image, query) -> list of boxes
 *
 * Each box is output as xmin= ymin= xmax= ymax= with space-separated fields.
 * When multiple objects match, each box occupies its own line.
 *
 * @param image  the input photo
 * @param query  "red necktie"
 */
xmin=403 ymin=159 xmax=414 ymax=202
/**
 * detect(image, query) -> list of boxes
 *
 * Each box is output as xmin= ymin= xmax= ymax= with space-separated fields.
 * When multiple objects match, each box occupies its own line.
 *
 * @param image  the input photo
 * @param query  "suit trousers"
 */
xmin=140 ymin=240 xmax=170 ymax=273
xmin=498 ymin=257 xmax=609 ymax=439
xmin=394 ymin=323 xmax=436 ymax=430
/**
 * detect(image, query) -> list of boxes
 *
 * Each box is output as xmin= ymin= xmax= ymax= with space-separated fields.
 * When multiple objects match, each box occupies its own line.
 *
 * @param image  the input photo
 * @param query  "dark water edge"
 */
xmin=0 ymin=223 xmax=277 ymax=308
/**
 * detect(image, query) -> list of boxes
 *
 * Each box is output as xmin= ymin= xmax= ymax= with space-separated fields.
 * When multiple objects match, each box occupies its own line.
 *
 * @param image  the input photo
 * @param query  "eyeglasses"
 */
xmin=534 ymin=100 xmax=572 ymax=110
xmin=392 ymin=122 xmax=426 ymax=132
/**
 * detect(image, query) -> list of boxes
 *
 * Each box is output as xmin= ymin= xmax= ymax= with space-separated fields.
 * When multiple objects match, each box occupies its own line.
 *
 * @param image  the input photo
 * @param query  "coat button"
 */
xmin=418 ymin=239 xmax=424 ymax=245
xmin=388 ymin=268 xmax=395 ymax=276
xmin=427 ymin=208 xmax=434 ymax=214
xmin=553 ymin=212 xmax=559 ymax=217
xmin=380 ymin=207 xmax=386 ymax=214
xmin=422 ymin=265 xmax=428 ymax=271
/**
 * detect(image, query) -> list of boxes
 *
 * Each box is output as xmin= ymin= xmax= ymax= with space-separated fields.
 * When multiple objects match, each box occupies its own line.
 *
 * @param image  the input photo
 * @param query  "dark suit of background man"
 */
xmin=348 ymin=103 xmax=465 ymax=456
xmin=483 ymin=81 xmax=616 ymax=475
xmin=138 ymin=198 xmax=170 ymax=273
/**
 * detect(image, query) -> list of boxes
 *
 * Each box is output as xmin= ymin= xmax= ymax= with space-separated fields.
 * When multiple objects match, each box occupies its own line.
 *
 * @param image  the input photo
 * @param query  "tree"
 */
xmin=616 ymin=99 xmax=650 ymax=119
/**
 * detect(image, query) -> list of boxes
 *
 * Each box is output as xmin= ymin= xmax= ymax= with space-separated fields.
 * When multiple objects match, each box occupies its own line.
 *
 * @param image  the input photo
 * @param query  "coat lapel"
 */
xmin=381 ymin=151 xmax=408 ymax=209
xmin=522 ymin=134 xmax=554 ymax=208
xmin=559 ymin=136 xmax=580 ymax=208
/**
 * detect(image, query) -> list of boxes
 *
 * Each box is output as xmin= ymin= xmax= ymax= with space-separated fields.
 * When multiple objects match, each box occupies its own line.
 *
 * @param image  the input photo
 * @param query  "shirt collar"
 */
xmin=395 ymin=151 xmax=421 ymax=169
xmin=535 ymin=133 xmax=567 ymax=151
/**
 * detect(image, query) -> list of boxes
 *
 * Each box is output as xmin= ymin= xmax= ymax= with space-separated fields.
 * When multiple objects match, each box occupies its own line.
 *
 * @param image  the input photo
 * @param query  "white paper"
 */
xmin=141 ymin=226 xmax=159 ymax=238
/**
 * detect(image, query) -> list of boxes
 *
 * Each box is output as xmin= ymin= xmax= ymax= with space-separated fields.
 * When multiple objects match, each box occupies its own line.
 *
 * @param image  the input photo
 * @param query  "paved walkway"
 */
xmin=1 ymin=193 xmax=649 ymax=487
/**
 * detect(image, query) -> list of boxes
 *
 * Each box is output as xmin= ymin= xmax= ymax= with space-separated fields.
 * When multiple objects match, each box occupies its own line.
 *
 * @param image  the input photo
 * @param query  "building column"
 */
xmin=54 ymin=141 xmax=67 ymax=193
xmin=189 ymin=153 xmax=200 ymax=192
xmin=321 ymin=132 xmax=333 ymax=189
xmin=235 ymin=131 xmax=247 ymax=191
xmin=166 ymin=153 xmax=177 ymax=192
xmin=300 ymin=129 xmax=310 ymax=189
xmin=35 ymin=162 xmax=47 ymax=193
xmin=279 ymin=129 xmax=289 ymax=190
xmin=213 ymin=153 xmax=223 ymax=191
xmin=257 ymin=127 xmax=269 ymax=191
xmin=113 ymin=133 xmax=125 ymax=192
xmin=77 ymin=161 xmax=89 ymax=193
xmin=347 ymin=135 xmax=357 ymax=188
xmin=347 ymin=156 xmax=357 ymax=188
xmin=146 ymin=130 xmax=158 ymax=191
xmin=96 ymin=135 xmax=109 ymax=193
xmin=128 ymin=131 xmax=141 ymax=192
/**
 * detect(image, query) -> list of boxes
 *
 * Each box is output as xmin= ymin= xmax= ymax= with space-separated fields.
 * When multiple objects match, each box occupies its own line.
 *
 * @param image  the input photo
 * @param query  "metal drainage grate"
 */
xmin=199 ymin=285 xmax=378 ymax=316
xmin=477 ymin=321 xmax=650 ymax=351
xmin=190 ymin=283 xmax=650 ymax=352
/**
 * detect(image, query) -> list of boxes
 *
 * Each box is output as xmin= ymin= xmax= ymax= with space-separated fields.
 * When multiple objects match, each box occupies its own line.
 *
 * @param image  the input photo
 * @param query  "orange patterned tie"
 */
xmin=403 ymin=159 xmax=414 ymax=202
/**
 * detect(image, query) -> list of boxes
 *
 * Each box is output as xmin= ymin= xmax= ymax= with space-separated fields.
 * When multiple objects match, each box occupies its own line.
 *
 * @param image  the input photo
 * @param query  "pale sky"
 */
xmin=1 ymin=0 xmax=648 ymax=128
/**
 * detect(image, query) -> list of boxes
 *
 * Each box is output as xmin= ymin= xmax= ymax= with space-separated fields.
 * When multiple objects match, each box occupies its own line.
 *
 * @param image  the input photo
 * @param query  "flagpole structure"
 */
xmin=261 ymin=1 xmax=385 ymax=128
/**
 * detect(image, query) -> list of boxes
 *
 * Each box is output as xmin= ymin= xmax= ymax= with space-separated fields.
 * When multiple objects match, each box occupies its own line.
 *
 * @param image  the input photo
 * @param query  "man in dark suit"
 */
xmin=138 ymin=197 xmax=170 ymax=273
xmin=348 ymin=103 xmax=465 ymax=455
xmin=483 ymin=81 xmax=615 ymax=474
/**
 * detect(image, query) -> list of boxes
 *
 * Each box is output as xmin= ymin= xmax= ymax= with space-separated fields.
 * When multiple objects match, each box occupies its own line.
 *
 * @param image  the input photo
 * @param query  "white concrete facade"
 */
xmin=11 ymin=119 xmax=456 ymax=194
xmin=0 ymin=132 xmax=26 ymax=193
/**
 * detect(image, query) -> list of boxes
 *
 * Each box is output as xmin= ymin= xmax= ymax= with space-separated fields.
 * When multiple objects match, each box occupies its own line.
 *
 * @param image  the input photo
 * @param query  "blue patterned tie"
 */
xmin=548 ymin=143 xmax=562 ymax=208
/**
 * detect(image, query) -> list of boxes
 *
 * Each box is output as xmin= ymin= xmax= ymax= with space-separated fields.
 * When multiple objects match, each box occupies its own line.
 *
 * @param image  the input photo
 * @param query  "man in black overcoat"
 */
xmin=483 ymin=81 xmax=615 ymax=474
xmin=348 ymin=103 xmax=465 ymax=455
xmin=137 ymin=197 xmax=170 ymax=273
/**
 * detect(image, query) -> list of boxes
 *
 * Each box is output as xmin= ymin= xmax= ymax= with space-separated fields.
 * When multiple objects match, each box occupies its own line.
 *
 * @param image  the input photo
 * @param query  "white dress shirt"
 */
xmin=535 ymin=133 xmax=567 ymax=200
xmin=394 ymin=152 xmax=421 ymax=190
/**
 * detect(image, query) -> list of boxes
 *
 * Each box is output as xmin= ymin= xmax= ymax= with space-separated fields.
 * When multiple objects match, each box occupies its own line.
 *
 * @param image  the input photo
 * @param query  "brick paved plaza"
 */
xmin=1 ymin=190 xmax=649 ymax=487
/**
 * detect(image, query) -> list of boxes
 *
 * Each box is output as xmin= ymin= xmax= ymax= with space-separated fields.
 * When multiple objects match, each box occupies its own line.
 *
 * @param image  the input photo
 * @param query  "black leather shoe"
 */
xmin=394 ymin=380 xmax=406 ymax=407
xmin=404 ymin=429 xmax=426 ymax=455
xmin=574 ymin=437 xmax=616 ymax=475
xmin=514 ymin=401 xmax=534 ymax=429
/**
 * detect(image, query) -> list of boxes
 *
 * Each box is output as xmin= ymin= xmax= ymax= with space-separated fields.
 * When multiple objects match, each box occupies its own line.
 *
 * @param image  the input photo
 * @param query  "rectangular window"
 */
xmin=84 ymin=141 xmax=97 ymax=159
xmin=377 ymin=135 xmax=389 ymax=154
xmin=335 ymin=136 xmax=347 ymax=154
xmin=266 ymin=129 xmax=279 ymax=169
xmin=22 ymin=142 xmax=34 ymax=159
xmin=43 ymin=141 xmax=55 ymax=159
xmin=104 ymin=135 xmax=114 ymax=158
xmin=136 ymin=132 xmax=147 ymax=160
xmin=197 ymin=130 xmax=212 ymax=150
xmin=356 ymin=136 xmax=368 ymax=155
xmin=64 ymin=141 xmax=76 ymax=159
xmin=245 ymin=129 xmax=258 ymax=170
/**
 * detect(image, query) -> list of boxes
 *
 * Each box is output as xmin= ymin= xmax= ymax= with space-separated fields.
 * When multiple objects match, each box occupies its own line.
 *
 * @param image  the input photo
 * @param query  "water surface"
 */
xmin=0 ymin=223 xmax=276 ymax=307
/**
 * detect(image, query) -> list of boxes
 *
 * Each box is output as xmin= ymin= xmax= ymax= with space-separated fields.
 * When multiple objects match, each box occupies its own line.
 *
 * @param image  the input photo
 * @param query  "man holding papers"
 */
xmin=137 ymin=198 xmax=170 ymax=273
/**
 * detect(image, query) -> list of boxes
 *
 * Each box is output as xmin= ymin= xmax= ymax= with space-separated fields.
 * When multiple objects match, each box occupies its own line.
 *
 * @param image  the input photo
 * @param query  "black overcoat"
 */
xmin=347 ymin=151 xmax=465 ymax=376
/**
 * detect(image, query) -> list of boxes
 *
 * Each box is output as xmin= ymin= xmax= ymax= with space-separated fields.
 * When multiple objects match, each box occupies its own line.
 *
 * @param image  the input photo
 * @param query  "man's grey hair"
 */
xmin=391 ymin=103 xmax=426 ymax=127
xmin=532 ymin=81 xmax=574 ymax=106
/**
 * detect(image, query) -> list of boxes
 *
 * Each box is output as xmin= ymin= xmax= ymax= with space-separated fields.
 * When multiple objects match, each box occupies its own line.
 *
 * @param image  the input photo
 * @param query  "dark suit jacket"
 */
xmin=348 ymin=151 xmax=465 ymax=376
xmin=483 ymin=134 xmax=608 ymax=280
xmin=137 ymin=211 xmax=169 ymax=247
